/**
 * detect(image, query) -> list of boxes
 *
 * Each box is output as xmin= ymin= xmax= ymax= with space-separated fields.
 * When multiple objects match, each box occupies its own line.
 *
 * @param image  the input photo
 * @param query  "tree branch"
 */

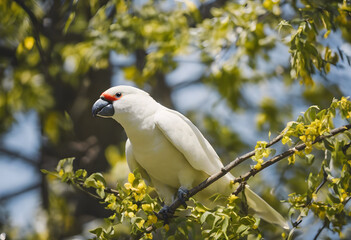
xmin=0 ymin=182 xmax=40 ymax=202
xmin=141 ymin=124 xmax=351 ymax=237
xmin=13 ymin=0 xmax=48 ymax=68
xmin=0 ymin=146 xmax=38 ymax=167
xmin=184 ymin=132 xmax=284 ymax=199
xmin=232 ymin=181 xmax=247 ymax=196
xmin=288 ymin=151 xmax=328 ymax=230
xmin=313 ymin=220 xmax=329 ymax=240
xmin=74 ymin=179 xmax=120 ymax=200
xmin=315 ymin=165 xmax=328 ymax=195
xmin=171 ymin=78 xmax=202 ymax=91
xmin=233 ymin=124 xmax=351 ymax=184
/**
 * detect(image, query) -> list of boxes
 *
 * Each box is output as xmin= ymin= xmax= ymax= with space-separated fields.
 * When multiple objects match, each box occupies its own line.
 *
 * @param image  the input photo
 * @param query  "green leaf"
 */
xmin=97 ymin=188 xmax=105 ymax=199
xmin=316 ymin=109 xmax=327 ymax=119
xmin=63 ymin=0 xmax=79 ymax=34
xmin=304 ymin=105 xmax=319 ymax=123
xmin=323 ymin=138 xmax=334 ymax=151
xmin=84 ymin=172 xmax=106 ymax=189
xmin=305 ymin=154 xmax=315 ymax=165
xmin=239 ymin=216 xmax=255 ymax=226
xmin=200 ymin=211 xmax=211 ymax=224
xmin=40 ymin=169 xmax=52 ymax=175
xmin=278 ymin=19 xmax=293 ymax=34
xmin=90 ymin=227 xmax=103 ymax=237
xmin=236 ymin=224 xmax=249 ymax=235
xmin=307 ymin=172 xmax=316 ymax=189
xmin=56 ymin=157 xmax=75 ymax=173
xmin=221 ymin=216 xmax=229 ymax=234
xmin=177 ymin=225 xmax=186 ymax=236
xmin=64 ymin=12 xmax=76 ymax=34
xmin=212 ymin=215 xmax=221 ymax=229
xmin=75 ymin=169 xmax=87 ymax=179
xmin=194 ymin=200 xmax=210 ymax=213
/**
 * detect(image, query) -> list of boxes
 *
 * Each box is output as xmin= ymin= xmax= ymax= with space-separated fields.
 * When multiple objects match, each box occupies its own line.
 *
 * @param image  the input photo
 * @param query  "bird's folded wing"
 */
xmin=154 ymin=107 xmax=224 ymax=176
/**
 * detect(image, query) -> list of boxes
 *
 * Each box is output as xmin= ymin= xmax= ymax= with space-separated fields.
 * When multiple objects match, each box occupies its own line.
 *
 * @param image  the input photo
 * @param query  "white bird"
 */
xmin=92 ymin=85 xmax=288 ymax=229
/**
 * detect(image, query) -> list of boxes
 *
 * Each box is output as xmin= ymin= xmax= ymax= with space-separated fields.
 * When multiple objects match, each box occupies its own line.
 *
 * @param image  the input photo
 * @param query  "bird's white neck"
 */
xmin=112 ymin=98 xmax=160 ymax=142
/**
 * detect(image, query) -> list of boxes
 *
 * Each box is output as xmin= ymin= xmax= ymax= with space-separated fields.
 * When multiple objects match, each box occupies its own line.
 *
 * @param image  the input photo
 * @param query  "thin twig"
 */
xmin=287 ymin=149 xmax=341 ymax=239
xmin=315 ymin=167 xmax=328 ymax=195
xmin=313 ymin=220 xmax=329 ymax=240
xmin=288 ymin=140 xmax=343 ymax=231
xmin=289 ymin=167 xmax=328 ymax=231
xmin=233 ymin=181 xmax=247 ymax=196
xmin=105 ymin=187 xmax=120 ymax=196
xmin=74 ymin=180 xmax=120 ymax=199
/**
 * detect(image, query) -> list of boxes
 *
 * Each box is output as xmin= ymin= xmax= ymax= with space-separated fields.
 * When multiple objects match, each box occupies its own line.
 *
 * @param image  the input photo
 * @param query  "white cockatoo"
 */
xmin=92 ymin=85 xmax=288 ymax=229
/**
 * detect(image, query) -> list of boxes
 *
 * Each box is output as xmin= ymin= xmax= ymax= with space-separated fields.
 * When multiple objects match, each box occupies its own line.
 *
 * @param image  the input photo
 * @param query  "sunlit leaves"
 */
xmin=43 ymin=158 xmax=164 ymax=238
xmin=0 ymin=67 xmax=54 ymax=133
xmin=289 ymin=21 xmax=320 ymax=85
xmin=44 ymin=157 xmax=267 ymax=239
xmin=23 ymin=36 xmax=35 ymax=50
xmin=283 ymin=102 xmax=336 ymax=155
xmin=286 ymin=1 xmax=350 ymax=84
xmin=90 ymin=2 xmax=190 ymax=83
xmin=338 ymin=96 xmax=351 ymax=120
xmin=251 ymin=141 xmax=274 ymax=170
xmin=263 ymin=0 xmax=280 ymax=15
xmin=0 ymin=0 xmax=31 ymax=46
xmin=197 ymin=1 xmax=270 ymax=59
xmin=188 ymin=198 xmax=260 ymax=240
xmin=281 ymin=98 xmax=351 ymax=237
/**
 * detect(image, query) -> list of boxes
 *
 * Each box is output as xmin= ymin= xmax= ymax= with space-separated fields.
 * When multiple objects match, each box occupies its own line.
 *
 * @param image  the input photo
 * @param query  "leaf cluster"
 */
xmin=279 ymin=98 xmax=351 ymax=238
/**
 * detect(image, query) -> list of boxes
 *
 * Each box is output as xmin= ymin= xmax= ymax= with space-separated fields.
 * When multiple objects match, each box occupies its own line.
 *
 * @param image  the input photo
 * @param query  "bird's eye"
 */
xmin=116 ymin=92 xmax=122 ymax=98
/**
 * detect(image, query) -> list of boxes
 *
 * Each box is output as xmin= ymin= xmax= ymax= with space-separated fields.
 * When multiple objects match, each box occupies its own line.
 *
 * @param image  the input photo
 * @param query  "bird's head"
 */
xmin=92 ymin=85 xmax=155 ymax=122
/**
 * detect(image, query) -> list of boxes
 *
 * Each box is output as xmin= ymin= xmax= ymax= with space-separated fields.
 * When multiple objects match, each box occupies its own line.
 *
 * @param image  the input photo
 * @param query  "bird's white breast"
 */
xmin=127 ymin=124 xmax=204 ymax=189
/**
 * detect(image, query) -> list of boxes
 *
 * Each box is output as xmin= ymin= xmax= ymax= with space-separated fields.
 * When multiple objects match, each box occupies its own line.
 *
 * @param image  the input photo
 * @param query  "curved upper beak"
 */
xmin=92 ymin=98 xmax=114 ymax=117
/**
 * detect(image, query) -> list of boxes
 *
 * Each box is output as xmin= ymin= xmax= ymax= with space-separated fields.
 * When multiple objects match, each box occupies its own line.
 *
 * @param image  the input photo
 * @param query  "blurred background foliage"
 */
xmin=0 ymin=0 xmax=350 ymax=239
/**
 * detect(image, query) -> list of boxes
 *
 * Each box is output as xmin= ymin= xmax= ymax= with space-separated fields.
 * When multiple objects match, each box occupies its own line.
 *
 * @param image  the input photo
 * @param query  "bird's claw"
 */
xmin=177 ymin=186 xmax=190 ymax=208
xmin=154 ymin=187 xmax=189 ymax=224
xmin=154 ymin=206 xmax=174 ymax=224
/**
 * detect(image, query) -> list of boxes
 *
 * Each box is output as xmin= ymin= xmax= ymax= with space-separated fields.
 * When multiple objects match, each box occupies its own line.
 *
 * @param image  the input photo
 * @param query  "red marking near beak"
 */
xmin=101 ymin=93 xmax=118 ymax=102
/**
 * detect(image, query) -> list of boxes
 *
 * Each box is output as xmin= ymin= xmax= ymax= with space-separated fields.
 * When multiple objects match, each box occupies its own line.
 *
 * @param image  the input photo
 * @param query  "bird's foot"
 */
xmin=154 ymin=187 xmax=189 ymax=224
xmin=177 ymin=186 xmax=190 ymax=208
xmin=154 ymin=205 xmax=174 ymax=224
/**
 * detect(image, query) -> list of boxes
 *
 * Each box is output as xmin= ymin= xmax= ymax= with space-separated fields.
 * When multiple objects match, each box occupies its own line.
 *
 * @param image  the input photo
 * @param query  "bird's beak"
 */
xmin=92 ymin=98 xmax=114 ymax=117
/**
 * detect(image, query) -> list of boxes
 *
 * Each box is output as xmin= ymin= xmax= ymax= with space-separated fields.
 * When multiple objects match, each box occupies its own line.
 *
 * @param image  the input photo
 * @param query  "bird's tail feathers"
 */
xmin=244 ymin=186 xmax=289 ymax=229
